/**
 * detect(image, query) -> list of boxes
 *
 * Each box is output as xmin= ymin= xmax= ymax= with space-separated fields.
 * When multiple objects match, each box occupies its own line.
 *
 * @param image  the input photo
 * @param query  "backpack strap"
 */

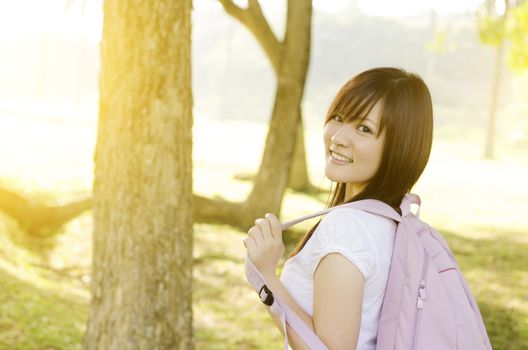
xmin=280 ymin=193 xmax=421 ymax=231
xmin=245 ymin=255 xmax=329 ymax=349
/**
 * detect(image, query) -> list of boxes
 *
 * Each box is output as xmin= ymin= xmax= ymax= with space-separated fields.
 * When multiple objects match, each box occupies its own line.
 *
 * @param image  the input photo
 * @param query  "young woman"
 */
xmin=243 ymin=67 xmax=433 ymax=349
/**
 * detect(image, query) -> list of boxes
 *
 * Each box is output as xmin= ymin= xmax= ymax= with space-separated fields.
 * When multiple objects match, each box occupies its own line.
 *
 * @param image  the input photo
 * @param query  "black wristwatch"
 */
xmin=259 ymin=284 xmax=274 ymax=306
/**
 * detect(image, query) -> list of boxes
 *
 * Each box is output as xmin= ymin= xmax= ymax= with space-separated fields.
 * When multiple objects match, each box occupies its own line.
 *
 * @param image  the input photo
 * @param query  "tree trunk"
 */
xmin=83 ymin=0 xmax=194 ymax=349
xmin=483 ymin=0 xmax=510 ymax=159
xmin=218 ymin=0 xmax=314 ymax=226
xmin=242 ymin=0 xmax=312 ymax=222
xmin=287 ymin=112 xmax=311 ymax=192
xmin=484 ymin=38 xmax=505 ymax=159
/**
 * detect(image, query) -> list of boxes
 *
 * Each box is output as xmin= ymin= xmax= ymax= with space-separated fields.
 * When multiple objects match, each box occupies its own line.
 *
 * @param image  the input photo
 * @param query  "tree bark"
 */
xmin=288 ymin=111 xmax=313 ymax=192
xmin=83 ymin=0 xmax=194 ymax=349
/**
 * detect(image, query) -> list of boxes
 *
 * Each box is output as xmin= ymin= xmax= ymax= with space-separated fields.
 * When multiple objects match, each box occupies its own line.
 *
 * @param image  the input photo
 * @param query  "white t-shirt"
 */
xmin=279 ymin=207 xmax=397 ymax=350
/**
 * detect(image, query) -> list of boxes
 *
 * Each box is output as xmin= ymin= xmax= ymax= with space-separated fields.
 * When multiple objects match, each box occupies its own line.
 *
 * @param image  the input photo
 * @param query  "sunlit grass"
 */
xmin=0 ymin=114 xmax=527 ymax=349
xmin=0 ymin=217 xmax=88 ymax=350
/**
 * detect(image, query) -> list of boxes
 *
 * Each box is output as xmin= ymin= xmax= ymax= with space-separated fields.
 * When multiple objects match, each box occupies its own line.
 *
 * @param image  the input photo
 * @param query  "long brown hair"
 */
xmin=289 ymin=67 xmax=434 ymax=258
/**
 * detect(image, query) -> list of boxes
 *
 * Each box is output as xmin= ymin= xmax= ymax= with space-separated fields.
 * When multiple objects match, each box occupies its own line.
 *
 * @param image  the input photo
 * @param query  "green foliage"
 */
xmin=507 ymin=1 xmax=528 ymax=69
xmin=477 ymin=15 xmax=506 ymax=46
xmin=425 ymin=31 xmax=456 ymax=54
xmin=476 ymin=0 xmax=528 ymax=70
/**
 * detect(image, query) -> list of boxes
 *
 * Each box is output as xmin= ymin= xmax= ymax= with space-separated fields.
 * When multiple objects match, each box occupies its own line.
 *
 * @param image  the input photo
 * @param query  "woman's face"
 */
xmin=323 ymin=100 xmax=386 ymax=200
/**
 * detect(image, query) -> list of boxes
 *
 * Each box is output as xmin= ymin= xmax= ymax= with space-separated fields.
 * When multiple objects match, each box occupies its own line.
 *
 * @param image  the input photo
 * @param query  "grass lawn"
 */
xmin=0 ymin=116 xmax=527 ymax=349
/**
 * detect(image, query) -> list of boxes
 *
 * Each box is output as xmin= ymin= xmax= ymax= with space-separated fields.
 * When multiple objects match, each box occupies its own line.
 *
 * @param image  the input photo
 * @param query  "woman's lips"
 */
xmin=330 ymin=151 xmax=353 ymax=165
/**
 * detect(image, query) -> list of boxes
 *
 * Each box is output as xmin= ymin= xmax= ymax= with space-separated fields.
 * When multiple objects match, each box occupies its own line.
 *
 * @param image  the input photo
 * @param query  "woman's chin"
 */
xmin=324 ymin=168 xmax=344 ymax=183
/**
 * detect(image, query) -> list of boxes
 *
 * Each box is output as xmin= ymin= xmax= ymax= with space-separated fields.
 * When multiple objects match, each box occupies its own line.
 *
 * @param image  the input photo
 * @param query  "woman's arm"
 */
xmin=261 ymin=253 xmax=364 ymax=349
xmin=261 ymin=272 xmax=315 ymax=350
xmin=245 ymin=213 xmax=362 ymax=348
xmin=312 ymin=253 xmax=364 ymax=350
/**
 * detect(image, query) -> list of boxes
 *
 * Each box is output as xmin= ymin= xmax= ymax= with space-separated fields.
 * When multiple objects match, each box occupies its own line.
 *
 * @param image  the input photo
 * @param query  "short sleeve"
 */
xmin=309 ymin=208 xmax=377 ymax=281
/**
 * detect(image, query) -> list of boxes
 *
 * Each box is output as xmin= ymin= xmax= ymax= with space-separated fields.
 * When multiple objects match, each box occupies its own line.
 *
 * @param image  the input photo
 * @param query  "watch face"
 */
xmin=259 ymin=285 xmax=274 ymax=305
xmin=259 ymin=290 xmax=268 ymax=302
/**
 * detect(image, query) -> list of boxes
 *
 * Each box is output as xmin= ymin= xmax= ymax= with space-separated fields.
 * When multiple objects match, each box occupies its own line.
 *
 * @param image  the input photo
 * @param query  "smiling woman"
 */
xmin=241 ymin=67 xmax=478 ymax=350
xmin=279 ymin=67 xmax=433 ymax=349
xmin=316 ymin=67 xmax=434 ymax=214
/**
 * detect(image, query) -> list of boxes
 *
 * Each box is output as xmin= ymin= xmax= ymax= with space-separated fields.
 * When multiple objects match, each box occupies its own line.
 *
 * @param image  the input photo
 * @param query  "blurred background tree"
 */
xmin=0 ymin=186 xmax=91 ymax=262
xmin=194 ymin=0 xmax=312 ymax=231
xmin=219 ymin=0 xmax=317 ymax=194
xmin=476 ymin=0 xmax=526 ymax=159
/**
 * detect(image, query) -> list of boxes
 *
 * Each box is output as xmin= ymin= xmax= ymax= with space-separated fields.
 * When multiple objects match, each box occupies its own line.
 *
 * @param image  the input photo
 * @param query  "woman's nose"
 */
xmin=331 ymin=125 xmax=351 ymax=146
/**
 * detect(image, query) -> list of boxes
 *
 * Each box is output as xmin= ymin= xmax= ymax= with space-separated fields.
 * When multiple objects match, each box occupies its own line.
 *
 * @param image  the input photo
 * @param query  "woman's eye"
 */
xmin=358 ymin=125 xmax=372 ymax=134
xmin=332 ymin=115 xmax=343 ymax=122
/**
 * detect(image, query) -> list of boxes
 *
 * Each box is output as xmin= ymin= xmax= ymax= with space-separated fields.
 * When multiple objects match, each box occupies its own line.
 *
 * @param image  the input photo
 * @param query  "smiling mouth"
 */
xmin=330 ymin=151 xmax=353 ymax=163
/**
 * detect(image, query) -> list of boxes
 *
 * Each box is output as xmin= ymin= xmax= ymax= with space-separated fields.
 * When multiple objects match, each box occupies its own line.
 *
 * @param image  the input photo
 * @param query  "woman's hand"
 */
xmin=242 ymin=213 xmax=285 ymax=277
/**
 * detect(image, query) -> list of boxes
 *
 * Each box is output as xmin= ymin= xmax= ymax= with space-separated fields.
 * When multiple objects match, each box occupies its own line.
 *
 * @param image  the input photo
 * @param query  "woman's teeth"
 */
xmin=331 ymin=151 xmax=353 ymax=163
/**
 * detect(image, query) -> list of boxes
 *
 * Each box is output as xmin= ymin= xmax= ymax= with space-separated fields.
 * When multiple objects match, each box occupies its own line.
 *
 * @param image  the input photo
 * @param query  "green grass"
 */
xmin=0 ymin=219 xmax=89 ymax=350
xmin=0 ymin=268 xmax=88 ymax=350
xmin=0 ymin=116 xmax=527 ymax=349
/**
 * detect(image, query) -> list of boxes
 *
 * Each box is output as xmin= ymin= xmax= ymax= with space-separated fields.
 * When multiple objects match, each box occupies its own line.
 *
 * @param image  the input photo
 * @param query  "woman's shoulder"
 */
xmin=315 ymin=208 xmax=385 ymax=244
xmin=310 ymin=208 xmax=388 ymax=281
xmin=314 ymin=207 xmax=396 ymax=255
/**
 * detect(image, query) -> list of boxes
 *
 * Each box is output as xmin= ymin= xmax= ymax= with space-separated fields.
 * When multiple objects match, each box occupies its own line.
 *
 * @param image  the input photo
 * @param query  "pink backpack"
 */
xmin=244 ymin=193 xmax=492 ymax=349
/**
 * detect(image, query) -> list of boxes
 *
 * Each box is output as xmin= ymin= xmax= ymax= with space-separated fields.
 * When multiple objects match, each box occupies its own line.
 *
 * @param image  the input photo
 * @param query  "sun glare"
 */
xmin=313 ymin=0 xmax=348 ymax=13
xmin=357 ymin=0 xmax=485 ymax=17
xmin=0 ymin=0 xmax=102 ymax=42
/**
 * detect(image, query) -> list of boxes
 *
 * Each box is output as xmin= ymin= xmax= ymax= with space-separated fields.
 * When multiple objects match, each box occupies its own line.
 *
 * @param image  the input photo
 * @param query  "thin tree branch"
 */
xmin=217 ymin=0 xmax=248 ymax=23
xmin=218 ymin=0 xmax=282 ymax=74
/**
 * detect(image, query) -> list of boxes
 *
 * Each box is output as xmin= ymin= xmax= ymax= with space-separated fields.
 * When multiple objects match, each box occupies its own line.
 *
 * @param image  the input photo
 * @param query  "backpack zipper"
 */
xmin=412 ymin=249 xmax=429 ymax=350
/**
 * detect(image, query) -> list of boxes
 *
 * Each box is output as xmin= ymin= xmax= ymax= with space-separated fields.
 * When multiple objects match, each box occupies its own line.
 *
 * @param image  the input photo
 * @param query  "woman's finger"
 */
xmin=255 ymin=218 xmax=271 ymax=241
xmin=245 ymin=235 xmax=257 ymax=251
xmin=265 ymin=213 xmax=282 ymax=241
xmin=248 ymin=226 xmax=261 ymax=247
